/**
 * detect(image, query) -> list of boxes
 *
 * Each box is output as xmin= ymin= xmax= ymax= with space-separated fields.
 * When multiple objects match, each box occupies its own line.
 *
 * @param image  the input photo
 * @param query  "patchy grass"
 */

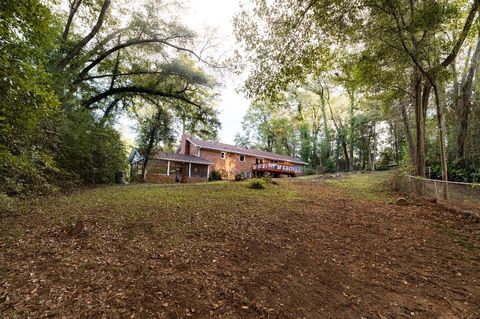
xmin=433 ymin=224 xmax=480 ymax=252
xmin=1 ymin=176 xmax=479 ymax=318
xmin=323 ymin=171 xmax=394 ymax=201
xmin=1 ymin=180 xmax=299 ymax=246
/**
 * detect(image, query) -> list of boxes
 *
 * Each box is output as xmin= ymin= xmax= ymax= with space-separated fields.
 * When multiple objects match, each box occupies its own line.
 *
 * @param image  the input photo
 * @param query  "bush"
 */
xmin=209 ymin=170 xmax=222 ymax=181
xmin=56 ymin=110 xmax=127 ymax=184
xmin=325 ymin=159 xmax=336 ymax=173
xmin=249 ymin=178 xmax=266 ymax=189
xmin=376 ymin=148 xmax=394 ymax=171
xmin=235 ymin=173 xmax=243 ymax=181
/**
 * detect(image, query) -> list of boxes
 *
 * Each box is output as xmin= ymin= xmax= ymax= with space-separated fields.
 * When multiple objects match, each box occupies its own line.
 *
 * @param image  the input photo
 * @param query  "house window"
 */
xmin=221 ymin=152 xmax=225 ymax=159
xmin=240 ymin=154 xmax=245 ymax=162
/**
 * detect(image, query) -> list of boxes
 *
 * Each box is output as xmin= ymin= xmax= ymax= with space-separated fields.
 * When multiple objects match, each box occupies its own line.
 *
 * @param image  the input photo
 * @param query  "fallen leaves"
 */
xmin=0 ymin=178 xmax=479 ymax=318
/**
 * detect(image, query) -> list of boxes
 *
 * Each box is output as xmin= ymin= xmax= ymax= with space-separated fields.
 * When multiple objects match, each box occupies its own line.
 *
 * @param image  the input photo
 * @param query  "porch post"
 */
xmin=167 ymin=161 xmax=170 ymax=175
xmin=207 ymin=165 xmax=210 ymax=179
xmin=188 ymin=163 xmax=192 ymax=177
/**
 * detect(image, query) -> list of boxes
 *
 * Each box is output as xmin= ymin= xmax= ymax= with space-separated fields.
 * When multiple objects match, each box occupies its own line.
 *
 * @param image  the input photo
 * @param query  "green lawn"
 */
xmin=322 ymin=171 xmax=395 ymax=201
xmin=1 ymin=180 xmax=299 ymax=246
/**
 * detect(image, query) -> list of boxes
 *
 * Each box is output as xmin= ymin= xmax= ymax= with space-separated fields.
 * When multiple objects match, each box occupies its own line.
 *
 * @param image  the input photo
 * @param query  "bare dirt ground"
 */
xmin=1 ymin=173 xmax=479 ymax=318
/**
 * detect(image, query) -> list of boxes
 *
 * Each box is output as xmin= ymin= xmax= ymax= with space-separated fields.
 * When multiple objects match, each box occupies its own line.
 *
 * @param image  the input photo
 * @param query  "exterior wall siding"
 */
xmin=178 ymin=135 xmax=200 ymax=156
xmin=177 ymin=135 xmax=305 ymax=180
xmin=144 ymin=159 xmax=207 ymax=183
xmin=200 ymin=149 xmax=256 ymax=180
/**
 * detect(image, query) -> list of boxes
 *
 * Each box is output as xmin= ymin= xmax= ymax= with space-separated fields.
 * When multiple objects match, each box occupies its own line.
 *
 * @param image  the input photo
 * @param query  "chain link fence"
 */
xmin=395 ymin=175 xmax=480 ymax=212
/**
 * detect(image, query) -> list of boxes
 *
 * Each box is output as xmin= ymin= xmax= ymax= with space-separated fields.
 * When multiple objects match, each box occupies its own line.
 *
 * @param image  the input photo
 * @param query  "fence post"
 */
xmin=444 ymin=181 xmax=449 ymax=201
xmin=434 ymin=180 xmax=438 ymax=200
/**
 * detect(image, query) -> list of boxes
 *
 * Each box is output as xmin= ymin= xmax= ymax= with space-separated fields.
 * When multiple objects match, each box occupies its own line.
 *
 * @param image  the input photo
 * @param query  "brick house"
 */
xmin=129 ymin=134 xmax=306 ymax=183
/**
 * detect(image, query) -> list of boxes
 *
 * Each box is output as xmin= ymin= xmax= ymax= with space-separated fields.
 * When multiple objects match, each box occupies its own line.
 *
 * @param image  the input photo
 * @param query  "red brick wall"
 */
xmin=178 ymin=135 xmax=200 ymax=156
xmin=200 ymin=149 xmax=256 ymax=179
xmin=145 ymin=159 xmax=207 ymax=183
xmin=145 ymin=174 xmax=176 ymax=183
xmin=145 ymin=174 xmax=206 ymax=184
xmin=177 ymin=135 xmax=304 ymax=179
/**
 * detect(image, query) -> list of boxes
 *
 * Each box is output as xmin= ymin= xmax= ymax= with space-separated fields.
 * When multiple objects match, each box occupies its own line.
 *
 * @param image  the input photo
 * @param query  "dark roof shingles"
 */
xmin=187 ymin=137 xmax=306 ymax=164
xmin=153 ymin=152 xmax=211 ymax=165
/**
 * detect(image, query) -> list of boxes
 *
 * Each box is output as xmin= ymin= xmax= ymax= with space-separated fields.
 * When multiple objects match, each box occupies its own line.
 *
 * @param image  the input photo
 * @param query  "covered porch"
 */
xmin=144 ymin=152 xmax=211 ymax=183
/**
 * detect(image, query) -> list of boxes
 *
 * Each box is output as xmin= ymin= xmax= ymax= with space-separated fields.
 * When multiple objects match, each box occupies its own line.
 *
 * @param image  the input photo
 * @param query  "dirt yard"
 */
xmin=1 ymin=172 xmax=479 ymax=318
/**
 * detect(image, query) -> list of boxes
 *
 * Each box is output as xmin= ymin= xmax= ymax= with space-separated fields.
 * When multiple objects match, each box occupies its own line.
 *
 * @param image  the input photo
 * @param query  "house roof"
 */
xmin=185 ymin=136 xmax=307 ymax=165
xmin=153 ymin=152 xmax=211 ymax=165
xmin=128 ymin=148 xmax=144 ymax=164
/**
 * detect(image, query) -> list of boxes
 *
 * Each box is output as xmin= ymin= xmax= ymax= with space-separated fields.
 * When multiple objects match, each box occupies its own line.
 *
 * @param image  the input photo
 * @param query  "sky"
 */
xmin=184 ymin=0 xmax=249 ymax=144
xmin=118 ymin=0 xmax=249 ymax=145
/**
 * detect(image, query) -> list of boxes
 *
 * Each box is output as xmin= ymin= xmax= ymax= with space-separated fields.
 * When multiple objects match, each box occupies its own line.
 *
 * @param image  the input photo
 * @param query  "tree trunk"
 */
xmin=320 ymin=108 xmax=330 ymax=162
xmin=414 ymin=74 xmax=430 ymax=177
xmin=433 ymin=82 xmax=449 ymax=199
xmin=457 ymin=34 xmax=480 ymax=159
xmin=348 ymin=90 xmax=355 ymax=171
xmin=370 ymin=123 xmax=376 ymax=171
xmin=341 ymin=134 xmax=350 ymax=172
xmin=141 ymin=158 xmax=149 ymax=182
xmin=399 ymin=100 xmax=416 ymax=166
xmin=335 ymin=136 xmax=340 ymax=172
xmin=319 ymin=84 xmax=331 ymax=162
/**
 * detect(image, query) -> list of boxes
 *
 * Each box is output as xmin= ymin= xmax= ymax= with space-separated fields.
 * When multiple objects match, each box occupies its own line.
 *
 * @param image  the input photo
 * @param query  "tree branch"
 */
xmin=57 ymin=0 xmax=111 ymax=71
xmin=76 ymin=36 xmax=194 ymax=80
xmin=441 ymin=0 xmax=479 ymax=68
xmin=83 ymin=86 xmax=204 ymax=109
xmin=62 ymin=0 xmax=83 ymax=43
xmin=73 ymin=70 xmax=166 ymax=83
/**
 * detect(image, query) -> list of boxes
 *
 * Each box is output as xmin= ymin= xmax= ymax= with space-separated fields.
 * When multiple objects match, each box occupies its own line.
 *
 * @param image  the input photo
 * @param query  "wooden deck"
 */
xmin=252 ymin=163 xmax=299 ymax=176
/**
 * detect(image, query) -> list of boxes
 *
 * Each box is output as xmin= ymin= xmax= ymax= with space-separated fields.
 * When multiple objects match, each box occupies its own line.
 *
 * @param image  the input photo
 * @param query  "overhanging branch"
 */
xmin=57 ymin=0 xmax=111 ymax=72
xmin=83 ymin=86 xmax=204 ymax=110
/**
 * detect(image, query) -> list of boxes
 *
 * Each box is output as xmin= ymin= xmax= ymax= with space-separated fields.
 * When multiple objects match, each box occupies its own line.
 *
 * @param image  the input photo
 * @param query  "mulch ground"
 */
xmin=1 ymin=179 xmax=479 ymax=318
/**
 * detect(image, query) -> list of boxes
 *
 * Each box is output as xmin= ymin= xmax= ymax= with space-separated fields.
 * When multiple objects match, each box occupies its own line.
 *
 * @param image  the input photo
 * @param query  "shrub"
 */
xmin=249 ymin=178 xmax=266 ymax=189
xmin=376 ymin=148 xmax=394 ymax=171
xmin=262 ymin=175 xmax=273 ymax=184
xmin=56 ymin=110 xmax=127 ymax=185
xmin=209 ymin=170 xmax=222 ymax=181
xmin=235 ymin=173 xmax=243 ymax=181
xmin=325 ymin=159 xmax=336 ymax=173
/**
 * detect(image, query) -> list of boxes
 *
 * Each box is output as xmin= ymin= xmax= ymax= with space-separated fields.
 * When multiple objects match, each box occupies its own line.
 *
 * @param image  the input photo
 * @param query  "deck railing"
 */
xmin=252 ymin=163 xmax=301 ymax=173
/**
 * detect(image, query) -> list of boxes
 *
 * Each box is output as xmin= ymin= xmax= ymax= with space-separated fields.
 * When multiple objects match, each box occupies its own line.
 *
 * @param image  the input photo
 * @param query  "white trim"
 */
xmin=220 ymin=152 xmax=226 ymax=159
xmin=207 ymin=165 xmax=210 ymax=178
xmin=188 ymin=163 xmax=192 ymax=177
xmin=167 ymin=161 xmax=170 ymax=175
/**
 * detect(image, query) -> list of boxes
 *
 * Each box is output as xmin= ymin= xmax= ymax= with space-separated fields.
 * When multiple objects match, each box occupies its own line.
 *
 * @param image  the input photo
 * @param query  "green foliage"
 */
xmin=136 ymin=105 xmax=175 ymax=155
xmin=0 ymin=0 xmax=61 ymax=195
xmin=377 ymin=148 xmax=395 ymax=171
xmin=1 ymin=0 xmax=221 ymax=195
xmin=235 ymin=0 xmax=480 ymax=182
xmin=56 ymin=110 xmax=127 ymax=184
xmin=423 ymin=157 xmax=480 ymax=183
xmin=208 ymin=170 xmax=222 ymax=181
xmin=324 ymin=159 xmax=336 ymax=173
xmin=248 ymin=178 xmax=266 ymax=189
